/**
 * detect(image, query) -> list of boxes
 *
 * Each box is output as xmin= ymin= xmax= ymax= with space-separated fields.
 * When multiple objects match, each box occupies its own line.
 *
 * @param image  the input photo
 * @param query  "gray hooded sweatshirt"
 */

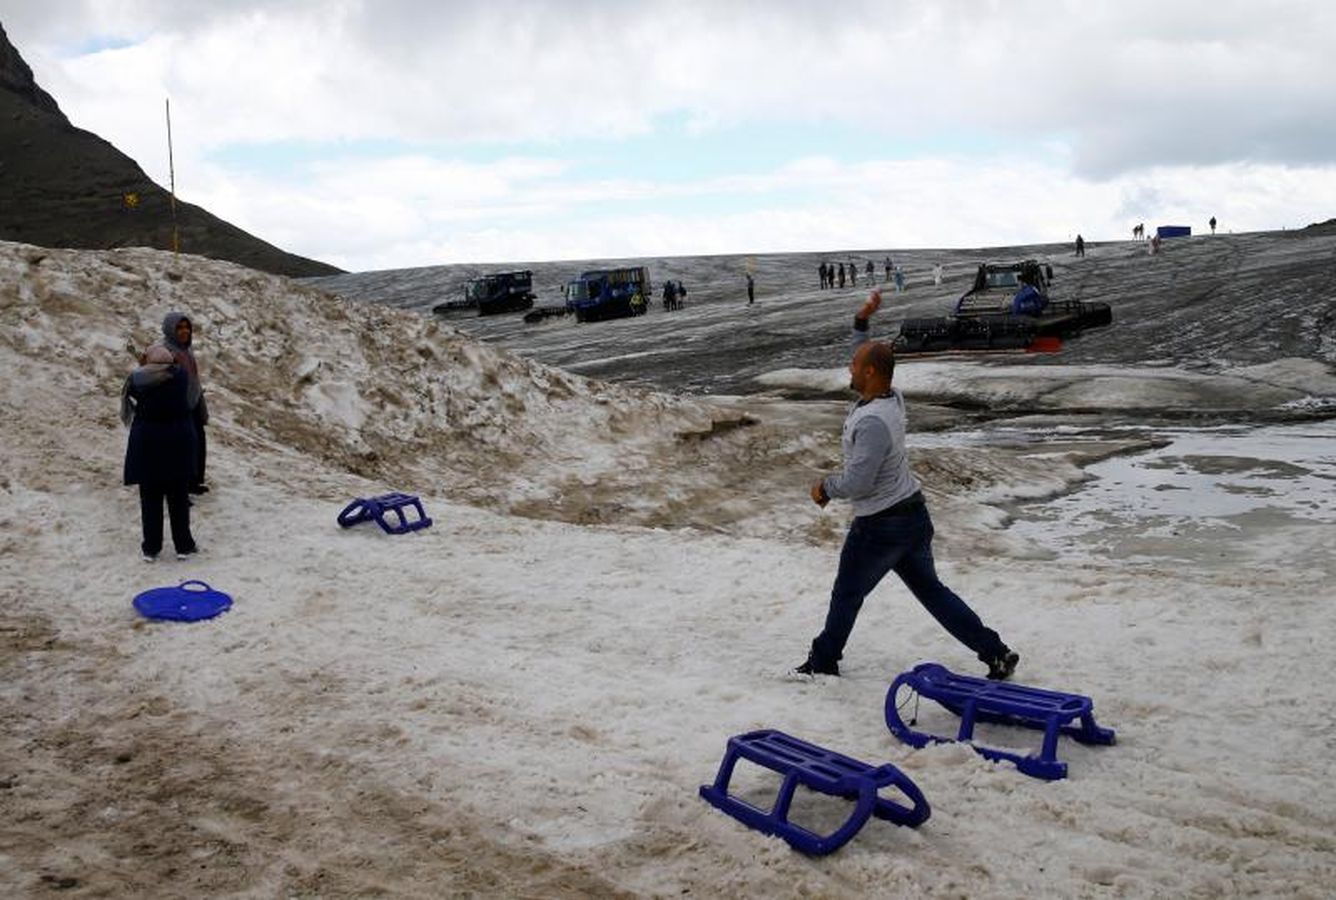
xmin=821 ymin=321 xmax=922 ymax=517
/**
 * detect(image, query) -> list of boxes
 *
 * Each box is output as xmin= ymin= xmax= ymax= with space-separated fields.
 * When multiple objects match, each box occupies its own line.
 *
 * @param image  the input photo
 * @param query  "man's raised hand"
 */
xmin=857 ymin=290 xmax=883 ymax=320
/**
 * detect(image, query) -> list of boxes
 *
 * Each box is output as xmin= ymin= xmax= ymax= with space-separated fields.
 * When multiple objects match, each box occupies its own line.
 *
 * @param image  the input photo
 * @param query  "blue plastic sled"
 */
xmin=885 ymin=662 xmax=1115 ymax=780
xmin=133 ymin=580 xmax=233 ymax=622
xmin=699 ymin=729 xmax=930 ymax=855
xmin=337 ymin=492 xmax=433 ymax=535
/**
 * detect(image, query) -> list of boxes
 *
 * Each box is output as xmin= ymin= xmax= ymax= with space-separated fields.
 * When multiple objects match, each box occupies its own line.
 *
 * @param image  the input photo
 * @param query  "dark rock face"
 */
xmin=0 ymin=23 xmax=342 ymax=277
xmin=0 ymin=22 xmax=62 ymax=116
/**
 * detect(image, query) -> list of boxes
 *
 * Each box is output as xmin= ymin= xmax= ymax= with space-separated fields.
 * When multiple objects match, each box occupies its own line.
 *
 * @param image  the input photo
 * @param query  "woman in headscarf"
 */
xmin=121 ymin=345 xmax=199 ymax=561
xmin=156 ymin=311 xmax=209 ymax=494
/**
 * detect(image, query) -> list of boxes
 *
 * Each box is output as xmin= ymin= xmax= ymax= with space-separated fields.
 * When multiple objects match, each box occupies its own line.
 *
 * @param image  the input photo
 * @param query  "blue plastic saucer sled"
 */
xmin=133 ymin=580 xmax=233 ymax=622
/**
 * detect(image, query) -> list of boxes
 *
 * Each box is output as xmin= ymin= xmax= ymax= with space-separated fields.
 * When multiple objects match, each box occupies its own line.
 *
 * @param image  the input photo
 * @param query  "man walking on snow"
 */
xmin=793 ymin=290 xmax=1019 ymax=681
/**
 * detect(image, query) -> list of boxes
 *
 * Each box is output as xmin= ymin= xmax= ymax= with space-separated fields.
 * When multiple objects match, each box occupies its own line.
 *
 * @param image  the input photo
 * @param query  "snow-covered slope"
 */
xmin=0 ymin=242 xmax=726 ymax=513
xmin=3 ymin=242 xmax=1333 ymax=898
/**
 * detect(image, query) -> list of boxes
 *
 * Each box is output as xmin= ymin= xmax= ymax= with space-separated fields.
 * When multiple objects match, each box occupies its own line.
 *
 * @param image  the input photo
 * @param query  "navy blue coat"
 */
xmin=123 ymin=367 xmax=198 ymax=487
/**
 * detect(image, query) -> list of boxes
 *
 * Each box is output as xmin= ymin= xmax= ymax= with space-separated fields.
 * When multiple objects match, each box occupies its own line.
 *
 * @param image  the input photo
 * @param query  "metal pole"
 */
xmin=165 ymin=97 xmax=179 ymax=255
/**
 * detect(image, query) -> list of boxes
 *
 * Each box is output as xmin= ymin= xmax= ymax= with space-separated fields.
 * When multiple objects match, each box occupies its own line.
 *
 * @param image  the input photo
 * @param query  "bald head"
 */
xmin=858 ymin=341 xmax=896 ymax=379
xmin=849 ymin=340 xmax=896 ymax=398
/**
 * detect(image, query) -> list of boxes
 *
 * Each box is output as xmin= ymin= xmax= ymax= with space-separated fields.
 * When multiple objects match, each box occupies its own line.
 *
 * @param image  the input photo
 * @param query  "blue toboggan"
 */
xmin=885 ymin=662 xmax=1116 ymax=780
xmin=699 ymin=729 xmax=930 ymax=855
xmin=337 ymin=492 xmax=433 ymax=535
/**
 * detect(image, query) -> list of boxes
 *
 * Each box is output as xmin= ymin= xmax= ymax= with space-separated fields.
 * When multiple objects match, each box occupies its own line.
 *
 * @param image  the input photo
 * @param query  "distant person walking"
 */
xmin=838 ymin=263 xmax=846 ymax=289
xmin=1133 ymin=223 xmax=1144 ymax=241
xmin=121 ymin=345 xmax=199 ymax=561
xmin=152 ymin=312 xmax=209 ymax=494
xmin=894 ymin=266 xmax=906 ymax=292
xmin=819 ymin=262 xmax=828 ymax=289
xmin=865 ymin=260 xmax=875 ymax=281
xmin=932 ymin=263 xmax=944 ymax=285
xmin=1209 ymin=216 xmax=1217 ymax=235
xmin=884 ymin=256 xmax=893 ymax=282
xmin=849 ymin=261 xmax=857 ymax=287
xmin=746 ymin=272 xmax=755 ymax=305
xmin=792 ymin=289 xmax=1018 ymax=681
xmin=1075 ymin=234 xmax=1086 ymax=257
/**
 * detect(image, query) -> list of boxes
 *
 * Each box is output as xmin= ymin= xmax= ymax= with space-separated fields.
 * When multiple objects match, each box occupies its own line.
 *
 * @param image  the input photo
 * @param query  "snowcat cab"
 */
xmin=564 ymin=266 xmax=651 ymax=323
xmin=954 ymin=260 xmax=1054 ymax=316
xmin=895 ymin=260 xmax=1111 ymax=355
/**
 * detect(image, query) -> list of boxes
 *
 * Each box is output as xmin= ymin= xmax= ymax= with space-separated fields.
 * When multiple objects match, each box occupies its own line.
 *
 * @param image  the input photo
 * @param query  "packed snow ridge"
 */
xmin=0 ymin=242 xmax=725 ymax=511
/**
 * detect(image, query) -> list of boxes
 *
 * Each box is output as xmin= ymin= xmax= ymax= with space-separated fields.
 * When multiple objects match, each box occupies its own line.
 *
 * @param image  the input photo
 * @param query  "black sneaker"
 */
xmin=790 ymin=658 xmax=840 ymax=678
xmin=189 ymin=484 xmax=210 ymax=496
xmin=986 ymin=651 xmax=1020 ymax=681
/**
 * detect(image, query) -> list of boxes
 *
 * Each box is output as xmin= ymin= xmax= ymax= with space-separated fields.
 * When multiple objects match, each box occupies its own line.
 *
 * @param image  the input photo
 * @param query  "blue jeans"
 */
xmin=810 ymin=502 xmax=1006 ymax=669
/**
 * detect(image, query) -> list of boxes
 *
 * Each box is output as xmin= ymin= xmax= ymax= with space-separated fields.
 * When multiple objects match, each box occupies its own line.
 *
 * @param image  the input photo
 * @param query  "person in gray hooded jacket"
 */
xmin=793 ymin=290 xmax=1018 ymax=681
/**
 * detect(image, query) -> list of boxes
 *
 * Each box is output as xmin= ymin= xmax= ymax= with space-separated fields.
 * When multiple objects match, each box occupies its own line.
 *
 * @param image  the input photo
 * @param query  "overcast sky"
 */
xmin=5 ymin=0 xmax=1336 ymax=272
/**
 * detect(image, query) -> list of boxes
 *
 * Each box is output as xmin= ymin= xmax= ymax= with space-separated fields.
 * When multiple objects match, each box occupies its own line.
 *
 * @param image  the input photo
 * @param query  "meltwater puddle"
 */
xmin=1002 ymin=419 xmax=1336 ymax=565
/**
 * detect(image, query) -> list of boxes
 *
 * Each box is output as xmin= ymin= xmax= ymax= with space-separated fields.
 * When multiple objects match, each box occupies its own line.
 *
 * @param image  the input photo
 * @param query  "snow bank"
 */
xmin=0 ymin=242 xmax=725 ymax=514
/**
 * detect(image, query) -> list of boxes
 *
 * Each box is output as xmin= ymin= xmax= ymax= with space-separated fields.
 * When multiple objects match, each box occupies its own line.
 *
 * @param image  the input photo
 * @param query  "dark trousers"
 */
xmin=810 ymin=502 xmax=1006 ymax=668
xmin=139 ymin=483 xmax=195 ymax=556
xmin=192 ymin=406 xmax=207 ymax=488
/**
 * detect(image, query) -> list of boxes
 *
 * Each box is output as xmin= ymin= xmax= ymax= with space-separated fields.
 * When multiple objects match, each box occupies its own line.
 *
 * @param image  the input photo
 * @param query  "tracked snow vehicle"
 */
xmin=432 ymin=270 xmax=535 ymax=317
xmin=564 ymin=266 xmax=651 ymax=323
xmin=894 ymin=260 xmax=1111 ymax=355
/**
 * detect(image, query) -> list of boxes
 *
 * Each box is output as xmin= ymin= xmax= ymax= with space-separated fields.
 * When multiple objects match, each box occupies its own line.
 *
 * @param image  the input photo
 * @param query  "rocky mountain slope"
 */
xmin=0 ymin=23 xmax=340 ymax=278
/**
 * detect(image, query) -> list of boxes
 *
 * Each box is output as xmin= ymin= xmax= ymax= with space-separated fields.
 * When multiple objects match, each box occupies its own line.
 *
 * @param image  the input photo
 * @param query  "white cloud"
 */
xmin=182 ymin=150 xmax=1336 ymax=270
xmin=4 ymin=0 xmax=1336 ymax=269
xmin=16 ymin=1 xmax=1336 ymax=162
